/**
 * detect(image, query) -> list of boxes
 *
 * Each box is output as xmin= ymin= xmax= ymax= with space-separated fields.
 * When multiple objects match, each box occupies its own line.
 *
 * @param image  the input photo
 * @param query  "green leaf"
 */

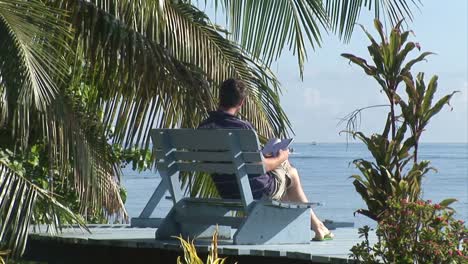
xmin=368 ymin=44 xmax=385 ymax=73
xmin=401 ymin=52 xmax=435 ymax=74
xmin=402 ymin=75 xmax=416 ymax=98
xmin=415 ymin=72 xmax=426 ymax=100
xmin=382 ymin=113 xmax=392 ymax=138
xmin=396 ymin=42 xmax=416 ymax=71
xmin=421 ymin=75 xmax=438 ymax=113
xmin=400 ymin=137 xmax=415 ymax=158
xmin=341 ymin=53 xmax=378 ymax=75
xmin=374 ymin=19 xmax=386 ymax=44
xmin=353 ymin=180 xmax=371 ymax=202
xmin=439 ymin=198 xmax=457 ymax=208
xmin=423 ymin=92 xmax=458 ymax=125
xmin=395 ymin=121 xmax=407 ymax=143
xmin=398 ymin=180 xmax=409 ymax=193
xmin=389 ymin=28 xmax=401 ymax=71
xmin=400 ymin=30 xmax=410 ymax=45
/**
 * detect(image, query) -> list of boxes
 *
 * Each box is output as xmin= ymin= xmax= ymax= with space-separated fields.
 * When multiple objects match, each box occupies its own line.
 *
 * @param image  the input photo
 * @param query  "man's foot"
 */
xmin=312 ymin=222 xmax=335 ymax=241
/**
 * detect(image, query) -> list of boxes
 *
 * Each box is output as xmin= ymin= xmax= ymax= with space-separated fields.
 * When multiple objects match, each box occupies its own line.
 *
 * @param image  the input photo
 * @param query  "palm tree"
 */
xmin=0 ymin=0 xmax=420 ymax=258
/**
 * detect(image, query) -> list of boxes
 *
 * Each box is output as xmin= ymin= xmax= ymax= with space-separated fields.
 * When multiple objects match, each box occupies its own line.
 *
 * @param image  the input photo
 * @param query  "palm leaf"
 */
xmin=0 ymin=82 xmax=6 ymax=127
xmin=72 ymin=0 xmax=291 ymax=146
xmin=0 ymin=162 xmax=87 ymax=257
xmin=69 ymin=1 xmax=292 ymax=200
xmin=164 ymin=1 xmax=291 ymax=138
xmin=325 ymin=0 xmax=422 ymax=41
xmin=71 ymin=1 xmax=216 ymax=148
xmin=0 ymin=0 xmax=128 ymax=221
xmin=213 ymin=0 xmax=327 ymax=77
xmin=45 ymin=94 xmax=128 ymax=220
xmin=0 ymin=0 xmax=70 ymax=147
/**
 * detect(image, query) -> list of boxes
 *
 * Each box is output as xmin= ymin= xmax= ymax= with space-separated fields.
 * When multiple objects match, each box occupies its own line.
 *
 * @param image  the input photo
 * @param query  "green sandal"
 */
xmin=312 ymin=233 xmax=334 ymax=242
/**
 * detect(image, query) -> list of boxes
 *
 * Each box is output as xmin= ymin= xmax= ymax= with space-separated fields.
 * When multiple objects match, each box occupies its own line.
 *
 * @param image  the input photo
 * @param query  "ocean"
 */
xmin=122 ymin=143 xmax=468 ymax=227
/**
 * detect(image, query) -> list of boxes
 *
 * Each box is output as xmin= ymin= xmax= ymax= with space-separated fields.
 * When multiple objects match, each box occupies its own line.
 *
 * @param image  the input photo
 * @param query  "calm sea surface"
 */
xmin=122 ymin=143 xmax=467 ymax=227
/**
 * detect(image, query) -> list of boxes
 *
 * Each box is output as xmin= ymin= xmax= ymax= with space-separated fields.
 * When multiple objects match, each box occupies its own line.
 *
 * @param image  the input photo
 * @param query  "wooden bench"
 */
xmin=131 ymin=129 xmax=319 ymax=244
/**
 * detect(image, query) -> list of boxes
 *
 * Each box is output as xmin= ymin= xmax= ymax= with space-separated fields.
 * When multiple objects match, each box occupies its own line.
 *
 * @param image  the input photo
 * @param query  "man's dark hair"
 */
xmin=219 ymin=78 xmax=247 ymax=108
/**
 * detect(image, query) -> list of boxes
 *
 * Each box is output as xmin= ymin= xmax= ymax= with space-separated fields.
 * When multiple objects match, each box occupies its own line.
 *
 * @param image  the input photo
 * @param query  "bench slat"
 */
xmin=183 ymin=198 xmax=244 ymax=208
xmin=151 ymin=129 xmax=260 ymax=151
xmin=157 ymin=161 xmax=265 ymax=174
xmin=268 ymin=200 xmax=321 ymax=209
xmin=154 ymin=150 xmax=262 ymax=163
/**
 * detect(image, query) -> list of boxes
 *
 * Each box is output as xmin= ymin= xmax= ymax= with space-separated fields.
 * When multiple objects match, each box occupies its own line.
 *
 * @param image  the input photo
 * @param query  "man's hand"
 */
xmin=263 ymin=149 xmax=289 ymax=172
xmin=277 ymin=149 xmax=289 ymax=163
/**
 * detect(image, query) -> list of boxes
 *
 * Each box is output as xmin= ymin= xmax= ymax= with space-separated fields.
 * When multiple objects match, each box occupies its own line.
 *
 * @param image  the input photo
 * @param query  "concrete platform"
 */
xmin=25 ymin=225 xmax=376 ymax=264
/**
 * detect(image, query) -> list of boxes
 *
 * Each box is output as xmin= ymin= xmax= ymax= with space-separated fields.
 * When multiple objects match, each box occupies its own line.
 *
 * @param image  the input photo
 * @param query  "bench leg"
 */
xmin=234 ymin=202 xmax=311 ymax=244
xmin=155 ymin=201 xmax=231 ymax=240
xmin=130 ymin=178 xmax=168 ymax=228
xmin=154 ymin=207 xmax=181 ymax=240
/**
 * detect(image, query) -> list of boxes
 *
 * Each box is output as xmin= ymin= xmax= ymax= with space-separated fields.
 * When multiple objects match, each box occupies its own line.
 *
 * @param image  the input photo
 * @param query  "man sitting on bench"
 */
xmin=199 ymin=78 xmax=334 ymax=241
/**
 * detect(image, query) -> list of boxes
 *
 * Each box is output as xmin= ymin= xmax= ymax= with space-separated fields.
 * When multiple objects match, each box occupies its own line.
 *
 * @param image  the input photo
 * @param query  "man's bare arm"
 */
xmin=263 ymin=149 xmax=289 ymax=172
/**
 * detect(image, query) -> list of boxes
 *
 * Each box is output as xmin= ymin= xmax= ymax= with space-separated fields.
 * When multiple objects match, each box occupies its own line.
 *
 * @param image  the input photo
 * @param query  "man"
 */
xmin=199 ymin=78 xmax=333 ymax=241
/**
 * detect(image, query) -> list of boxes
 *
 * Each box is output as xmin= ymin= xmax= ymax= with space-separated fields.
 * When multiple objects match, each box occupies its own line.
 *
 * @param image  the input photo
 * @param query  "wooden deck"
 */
xmin=24 ymin=225 xmax=376 ymax=264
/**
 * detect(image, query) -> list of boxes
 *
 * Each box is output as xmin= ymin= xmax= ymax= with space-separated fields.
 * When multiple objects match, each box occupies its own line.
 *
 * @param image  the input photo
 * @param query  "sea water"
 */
xmin=122 ymin=143 xmax=467 ymax=227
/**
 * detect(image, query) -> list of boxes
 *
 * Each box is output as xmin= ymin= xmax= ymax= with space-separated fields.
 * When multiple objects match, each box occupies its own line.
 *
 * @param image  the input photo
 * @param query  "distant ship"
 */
xmin=311 ymin=141 xmax=317 ymax=145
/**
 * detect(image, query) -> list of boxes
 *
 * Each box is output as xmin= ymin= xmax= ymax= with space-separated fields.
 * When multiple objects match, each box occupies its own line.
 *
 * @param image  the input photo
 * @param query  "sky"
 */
xmin=275 ymin=0 xmax=468 ymax=143
xmin=205 ymin=0 xmax=468 ymax=143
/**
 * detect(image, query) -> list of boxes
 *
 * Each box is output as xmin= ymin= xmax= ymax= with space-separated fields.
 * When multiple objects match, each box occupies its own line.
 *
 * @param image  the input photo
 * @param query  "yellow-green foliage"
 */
xmin=175 ymin=229 xmax=233 ymax=264
xmin=0 ymin=250 xmax=10 ymax=264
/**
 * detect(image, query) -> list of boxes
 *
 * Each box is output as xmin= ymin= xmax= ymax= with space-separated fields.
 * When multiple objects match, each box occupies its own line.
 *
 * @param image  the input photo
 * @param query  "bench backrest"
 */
xmin=150 ymin=129 xmax=266 ymax=208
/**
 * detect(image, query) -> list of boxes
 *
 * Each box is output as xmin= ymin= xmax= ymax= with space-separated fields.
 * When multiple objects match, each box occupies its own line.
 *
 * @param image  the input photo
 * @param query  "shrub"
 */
xmin=175 ymin=228 xmax=233 ymax=264
xmin=350 ymin=198 xmax=467 ymax=263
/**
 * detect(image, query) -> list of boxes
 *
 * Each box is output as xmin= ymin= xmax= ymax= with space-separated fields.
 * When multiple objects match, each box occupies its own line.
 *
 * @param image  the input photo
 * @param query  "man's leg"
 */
xmin=281 ymin=161 xmax=333 ymax=240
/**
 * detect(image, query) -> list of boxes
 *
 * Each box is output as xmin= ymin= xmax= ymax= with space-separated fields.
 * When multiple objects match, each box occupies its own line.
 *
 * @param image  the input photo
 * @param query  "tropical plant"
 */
xmin=0 ymin=0 xmax=96 ymax=258
xmin=176 ymin=228 xmax=231 ymax=264
xmin=350 ymin=198 xmax=468 ymax=263
xmin=0 ymin=0 xmax=422 ymax=258
xmin=0 ymin=249 xmax=10 ymax=264
xmin=341 ymin=19 xmax=457 ymax=221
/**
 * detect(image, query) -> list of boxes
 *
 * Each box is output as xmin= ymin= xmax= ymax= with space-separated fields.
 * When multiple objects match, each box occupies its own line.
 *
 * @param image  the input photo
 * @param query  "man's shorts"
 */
xmin=268 ymin=161 xmax=294 ymax=200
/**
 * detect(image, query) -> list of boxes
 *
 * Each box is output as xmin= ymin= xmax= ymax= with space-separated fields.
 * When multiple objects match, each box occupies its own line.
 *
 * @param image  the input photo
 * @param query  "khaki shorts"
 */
xmin=268 ymin=161 xmax=293 ymax=200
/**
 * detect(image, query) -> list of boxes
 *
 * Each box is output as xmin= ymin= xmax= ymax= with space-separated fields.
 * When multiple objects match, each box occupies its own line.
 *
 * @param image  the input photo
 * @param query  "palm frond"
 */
xmin=325 ymin=0 xmax=422 ymax=41
xmin=72 ymin=0 xmax=291 ymax=147
xmin=0 ymin=82 xmax=7 ymax=127
xmin=71 ymin=1 xmax=213 ymax=149
xmin=68 ymin=1 xmax=291 ymax=200
xmin=0 ymin=0 xmax=128 ymax=224
xmin=213 ymin=0 xmax=328 ymax=77
xmin=0 ymin=0 xmax=70 ymax=147
xmin=45 ymin=94 xmax=128 ymax=220
xmin=165 ymin=1 xmax=291 ymax=138
xmin=0 ymin=162 xmax=87 ymax=257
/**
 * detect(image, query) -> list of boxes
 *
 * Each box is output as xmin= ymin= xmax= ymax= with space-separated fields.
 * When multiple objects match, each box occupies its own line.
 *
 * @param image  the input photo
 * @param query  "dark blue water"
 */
xmin=122 ymin=143 xmax=467 ymax=227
